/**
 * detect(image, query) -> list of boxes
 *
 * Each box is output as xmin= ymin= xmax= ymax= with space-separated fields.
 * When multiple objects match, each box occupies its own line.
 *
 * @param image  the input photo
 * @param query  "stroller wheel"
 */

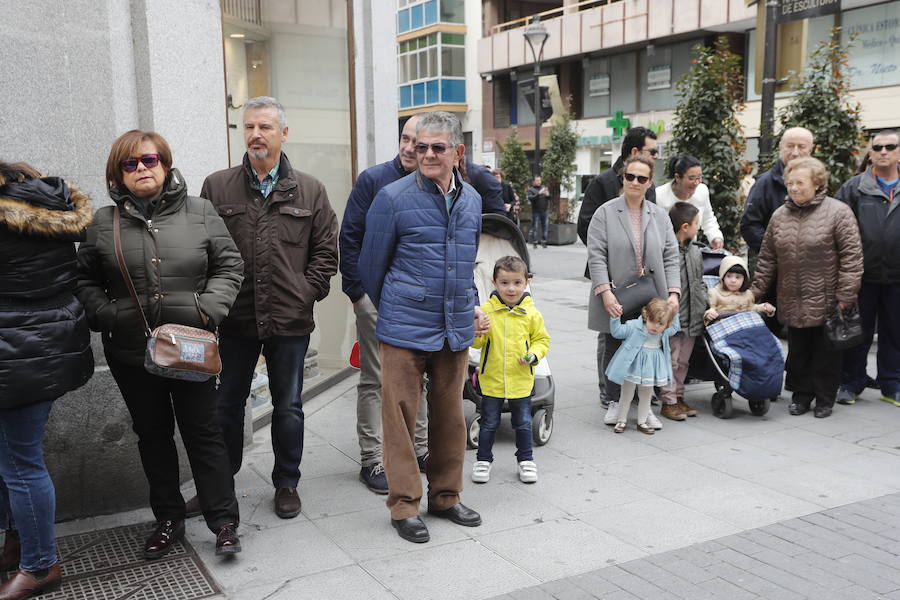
xmin=749 ymin=397 xmax=771 ymax=416
xmin=711 ymin=391 xmax=734 ymax=419
xmin=532 ymin=408 xmax=553 ymax=446
xmin=465 ymin=412 xmax=480 ymax=449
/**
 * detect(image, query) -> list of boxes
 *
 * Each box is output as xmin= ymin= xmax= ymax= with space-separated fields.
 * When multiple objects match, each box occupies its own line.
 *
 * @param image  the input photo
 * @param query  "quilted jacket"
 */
xmin=77 ymin=170 xmax=244 ymax=365
xmin=472 ymin=292 xmax=550 ymax=399
xmin=0 ymin=167 xmax=94 ymax=406
xmin=750 ymin=194 xmax=863 ymax=328
xmin=676 ymin=241 xmax=708 ymax=337
xmin=359 ymin=168 xmax=481 ymax=352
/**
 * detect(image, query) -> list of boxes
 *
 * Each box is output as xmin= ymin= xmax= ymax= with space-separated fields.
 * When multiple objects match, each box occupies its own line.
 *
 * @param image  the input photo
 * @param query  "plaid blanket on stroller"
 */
xmin=706 ymin=312 xmax=786 ymax=401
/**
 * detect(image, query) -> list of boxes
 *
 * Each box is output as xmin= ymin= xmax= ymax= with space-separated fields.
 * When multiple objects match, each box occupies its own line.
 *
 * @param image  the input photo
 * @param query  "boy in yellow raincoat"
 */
xmin=471 ymin=256 xmax=550 ymax=484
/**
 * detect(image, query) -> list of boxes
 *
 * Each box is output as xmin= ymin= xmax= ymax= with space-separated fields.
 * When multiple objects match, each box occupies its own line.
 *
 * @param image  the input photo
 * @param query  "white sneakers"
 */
xmin=603 ymin=401 xmax=620 ymax=425
xmin=518 ymin=461 xmax=538 ymax=483
xmin=646 ymin=408 xmax=663 ymax=430
xmin=472 ymin=461 xmax=492 ymax=483
xmin=472 ymin=460 xmax=538 ymax=483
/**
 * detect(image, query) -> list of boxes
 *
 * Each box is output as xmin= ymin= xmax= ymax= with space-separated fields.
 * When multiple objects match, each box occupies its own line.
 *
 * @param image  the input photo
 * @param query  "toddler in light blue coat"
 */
xmin=607 ymin=298 xmax=679 ymax=434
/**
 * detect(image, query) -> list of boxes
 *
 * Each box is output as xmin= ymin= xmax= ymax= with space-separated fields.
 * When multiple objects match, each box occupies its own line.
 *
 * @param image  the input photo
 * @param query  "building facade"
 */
xmin=478 ymin=0 xmax=900 ymax=192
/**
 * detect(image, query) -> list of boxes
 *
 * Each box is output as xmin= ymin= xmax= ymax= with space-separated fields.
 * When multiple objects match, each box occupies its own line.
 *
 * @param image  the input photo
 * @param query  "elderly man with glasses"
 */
xmin=360 ymin=111 xmax=487 ymax=544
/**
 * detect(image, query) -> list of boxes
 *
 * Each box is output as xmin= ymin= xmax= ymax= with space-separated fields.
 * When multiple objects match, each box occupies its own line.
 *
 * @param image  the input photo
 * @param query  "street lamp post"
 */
xmin=524 ymin=16 xmax=549 ymax=178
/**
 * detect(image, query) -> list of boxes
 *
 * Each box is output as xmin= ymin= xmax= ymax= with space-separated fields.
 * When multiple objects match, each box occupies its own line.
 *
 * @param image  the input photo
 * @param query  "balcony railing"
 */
xmin=221 ymin=0 xmax=263 ymax=28
xmin=490 ymin=0 xmax=619 ymax=35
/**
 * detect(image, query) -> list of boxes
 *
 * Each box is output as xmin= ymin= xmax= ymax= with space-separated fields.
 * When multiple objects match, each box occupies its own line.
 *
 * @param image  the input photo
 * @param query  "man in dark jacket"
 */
xmin=576 ymin=126 xmax=658 ymax=405
xmin=339 ymin=115 xmax=430 ymax=494
xmin=836 ymin=130 xmax=900 ymax=407
xmin=360 ymin=111 xmax=485 ymax=544
xmin=740 ymin=126 xmax=814 ymax=255
xmin=201 ymin=96 xmax=339 ymax=519
xmin=527 ymin=176 xmax=550 ymax=248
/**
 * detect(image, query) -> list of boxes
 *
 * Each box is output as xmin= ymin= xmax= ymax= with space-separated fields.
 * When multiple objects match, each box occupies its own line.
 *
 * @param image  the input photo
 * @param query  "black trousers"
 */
xmin=785 ymin=326 xmax=841 ymax=410
xmin=106 ymin=354 xmax=239 ymax=532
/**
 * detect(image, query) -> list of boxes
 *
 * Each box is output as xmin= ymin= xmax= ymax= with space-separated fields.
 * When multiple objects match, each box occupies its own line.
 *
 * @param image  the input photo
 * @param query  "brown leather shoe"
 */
xmin=676 ymin=399 xmax=697 ymax=417
xmin=215 ymin=523 xmax=241 ymax=556
xmin=0 ymin=531 xmax=20 ymax=572
xmin=274 ymin=488 xmax=301 ymax=519
xmin=0 ymin=563 xmax=61 ymax=600
xmin=143 ymin=519 xmax=184 ymax=560
xmin=660 ymin=403 xmax=686 ymax=421
xmin=184 ymin=494 xmax=202 ymax=518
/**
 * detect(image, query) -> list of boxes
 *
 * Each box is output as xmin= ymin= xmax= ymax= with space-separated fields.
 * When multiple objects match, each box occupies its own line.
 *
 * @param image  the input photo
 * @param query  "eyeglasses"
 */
xmin=414 ymin=143 xmax=450 ymax=155
xmin=121 ymin=154 xmax=160 ymax=172
xmin=872 ymin=144 xmax=899 ymax=152
xmin=623 ymin=173 xmax=650 ymax=184
xmin=643 ymin=148 xmax=659 ymax=156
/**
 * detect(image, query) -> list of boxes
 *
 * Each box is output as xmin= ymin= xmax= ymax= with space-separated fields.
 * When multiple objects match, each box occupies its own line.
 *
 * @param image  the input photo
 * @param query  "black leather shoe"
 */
xmin=427 ymin=503 xmax=482 ymax=527
xmin=143 ymin=519 xmax=184 ymax=560
xmin=814 ymin=406 xmax=833 ymax=418
xmin=274 ymin=487 xmax=302 ymax=519
xmin=788 ymin=403 xmax=809 ymax=416
xmin=215 ymin=523 xmax=241 ymax=556
xmin=391 ymin=517 xmax=429 ymax=543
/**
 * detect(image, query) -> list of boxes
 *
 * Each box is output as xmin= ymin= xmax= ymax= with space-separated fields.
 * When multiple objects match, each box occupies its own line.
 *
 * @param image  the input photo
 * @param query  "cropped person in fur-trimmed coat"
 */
xmin=0 ymin=161 xmax=94 ymax=597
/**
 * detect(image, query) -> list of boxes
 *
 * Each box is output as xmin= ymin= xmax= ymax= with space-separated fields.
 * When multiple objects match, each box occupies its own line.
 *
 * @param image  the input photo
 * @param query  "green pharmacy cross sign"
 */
xmin=607 ymin=111 xmax=631 ymax=137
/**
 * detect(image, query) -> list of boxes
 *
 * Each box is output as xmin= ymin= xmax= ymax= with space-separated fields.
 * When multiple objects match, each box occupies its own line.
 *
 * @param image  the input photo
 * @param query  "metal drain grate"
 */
xmin=11 ymin=522 xmax=220 ymax=600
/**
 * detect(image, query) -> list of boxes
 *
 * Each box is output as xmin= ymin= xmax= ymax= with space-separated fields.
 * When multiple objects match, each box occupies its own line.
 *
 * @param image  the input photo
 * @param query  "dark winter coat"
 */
xmin=0 ymin=165 xmax=94 ymax=406
xmin=359 ymin=169 xmax=481 ymax=352
xmin=835 ymin=166 xmax=900 ymax=285
xmin=740 ymin=159 xmax=786 ymax=253
xmin=750 ymin=194 xmax=863 ymax=328
xmin=677 ymin=241 xmax=708 ymax=337
xmin=526 ymin=184 xmax=550 ymax=213
xmin=201 ymin=153 xmax=338 ymax=339
xmin=76 ymin=169 xmax=244 ymax=366
xmin=465 ymin=160 xmax=506 ymax=216
xmin=340 ymin=155 xmax=408 ymax=303
xmin=577 ymin=156 xmax=657 ymax=277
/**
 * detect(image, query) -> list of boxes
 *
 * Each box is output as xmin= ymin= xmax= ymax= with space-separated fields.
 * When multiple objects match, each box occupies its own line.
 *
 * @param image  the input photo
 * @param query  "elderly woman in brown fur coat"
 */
xmin=751 ymin=156 xmax=863 ymax=419
xmin=0 ymin=161 xmax=93 ymax=598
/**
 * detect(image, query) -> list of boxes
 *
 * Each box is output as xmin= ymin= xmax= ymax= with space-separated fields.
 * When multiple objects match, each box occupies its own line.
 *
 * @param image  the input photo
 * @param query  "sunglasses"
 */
xmin=414 ymin=143 xmax=450 ymax=155
xmin=644 ymin=148 xmax=659 ymax=156
xmin=623 ymin=173 xmax=650 ymax=184
xmin=121 ymin=154 xmax=160 ymax=172
xmin=872 ymin=144 xmax=899 ymax=152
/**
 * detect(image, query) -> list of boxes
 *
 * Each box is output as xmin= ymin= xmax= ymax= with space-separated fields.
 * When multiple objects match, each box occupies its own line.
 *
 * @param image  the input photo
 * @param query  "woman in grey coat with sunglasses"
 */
xmin=586 ymin=155 xmax=680 ymax=427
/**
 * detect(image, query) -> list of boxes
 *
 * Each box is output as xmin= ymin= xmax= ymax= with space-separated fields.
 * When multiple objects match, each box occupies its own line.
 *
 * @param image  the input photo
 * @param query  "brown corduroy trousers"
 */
xmin=380 ymin=341 xmax=468 ymax=520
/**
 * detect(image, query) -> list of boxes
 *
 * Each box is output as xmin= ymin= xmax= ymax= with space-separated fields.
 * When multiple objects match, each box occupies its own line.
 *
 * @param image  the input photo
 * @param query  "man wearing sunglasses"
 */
xmin=340 ymin=114 xmax=432 ymax=495
xmin=200 ymin=96 xmax=339 ymax=520
xmin=577 ymin=126 xmax=658 ymax=408
xmin=835 ymin=130 xmax=900 ymax=408
xmin=360 ymin=111 xmax=486 ymax=544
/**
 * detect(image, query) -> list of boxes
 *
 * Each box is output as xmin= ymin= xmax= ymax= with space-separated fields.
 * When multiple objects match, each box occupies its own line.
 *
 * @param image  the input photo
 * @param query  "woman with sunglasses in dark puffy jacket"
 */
xmin=585 ymin=155 xmax=681 ymax=430
xmin=76 ymin=130 xmax=245 ymax=560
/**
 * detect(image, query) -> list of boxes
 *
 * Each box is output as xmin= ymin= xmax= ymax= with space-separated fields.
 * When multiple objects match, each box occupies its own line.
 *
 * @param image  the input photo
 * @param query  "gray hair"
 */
xmin=416 ymin=111 xmax=463 ymax=147
xmin=244 ymin=96 xmax=287 ymax=129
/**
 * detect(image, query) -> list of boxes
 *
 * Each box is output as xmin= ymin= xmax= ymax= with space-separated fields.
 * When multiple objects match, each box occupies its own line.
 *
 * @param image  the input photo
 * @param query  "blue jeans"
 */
xmin=218 ymin=335 xmax=310 ymax=488
xmin=0 ymin=401 xmax=57 ymax=571
xmin=841 ymin=282 xmax=900 ymax=396
xmin=476 ymin=395 xmax=533 ymax=463
xmin=531 ymin=211 xmax=549 ymax=244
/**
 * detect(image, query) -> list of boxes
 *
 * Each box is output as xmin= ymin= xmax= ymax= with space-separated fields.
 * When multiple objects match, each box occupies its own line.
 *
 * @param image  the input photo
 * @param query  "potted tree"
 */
xmin=499 ymin=127 xmax=532 ymax=236
xmin=540 ymin=107 xmax=579 ymax=245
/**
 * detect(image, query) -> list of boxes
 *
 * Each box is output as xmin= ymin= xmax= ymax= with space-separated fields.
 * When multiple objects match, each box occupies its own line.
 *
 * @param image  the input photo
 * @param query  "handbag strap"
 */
xmin=113 ymin=207 xmax=153 ymax=338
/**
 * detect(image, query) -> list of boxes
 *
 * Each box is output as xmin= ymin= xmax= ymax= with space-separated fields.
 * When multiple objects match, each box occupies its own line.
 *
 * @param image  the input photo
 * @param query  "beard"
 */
xmin=247 ymin=148 xmax=269 ymax=161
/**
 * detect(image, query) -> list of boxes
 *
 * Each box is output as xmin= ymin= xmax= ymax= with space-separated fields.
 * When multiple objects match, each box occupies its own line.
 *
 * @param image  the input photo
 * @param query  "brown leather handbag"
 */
xmin=113 ymin=208 xmax=221 ymax=382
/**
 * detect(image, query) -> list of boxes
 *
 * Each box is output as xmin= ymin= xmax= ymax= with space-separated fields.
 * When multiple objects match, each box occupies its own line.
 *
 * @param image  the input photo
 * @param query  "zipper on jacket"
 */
xmin=502 ymin=307 xmax=508 ymax=398
xmin=525 ymin=340 xmax=532 ymax=375
xmin=480 ymin=340 xmax=491 ymax=375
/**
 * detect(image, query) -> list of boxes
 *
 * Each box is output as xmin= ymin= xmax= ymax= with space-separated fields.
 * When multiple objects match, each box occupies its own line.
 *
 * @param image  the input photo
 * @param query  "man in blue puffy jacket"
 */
xmin=360 ymin=111 xmax=487 ymax=544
